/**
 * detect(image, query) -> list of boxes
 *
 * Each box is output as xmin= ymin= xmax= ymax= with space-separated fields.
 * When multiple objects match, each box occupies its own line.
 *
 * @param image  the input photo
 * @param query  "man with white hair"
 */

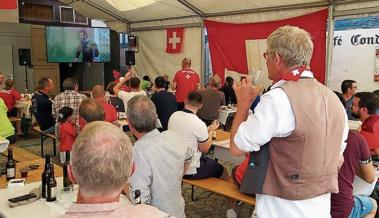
xmin=230 ymin=25 xmax=348 ymax=218
xmin=64 ymin=121 xmax=170 ymax=218
xmin=127 ymin=95 xmax=193 ymax=218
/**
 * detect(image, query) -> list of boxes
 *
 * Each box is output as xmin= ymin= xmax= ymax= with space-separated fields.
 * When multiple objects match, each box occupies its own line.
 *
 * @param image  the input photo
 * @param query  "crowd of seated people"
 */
xmin=3 ymin=26 xmax=379 ymax=218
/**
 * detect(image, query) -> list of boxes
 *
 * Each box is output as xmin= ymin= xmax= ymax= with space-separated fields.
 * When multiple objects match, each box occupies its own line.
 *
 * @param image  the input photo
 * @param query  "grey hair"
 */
xmin=208 ymin=74 xmax=221 ymax=89
xmin=127 ymin=95 xmax=157 ymax=133
xmin=267 ymin=25 xmax=314 ymax=68
xmin=71 ymin=121 xmax=133 ymax=198
xmin=63 ymin=77 xmax=77 ymax=91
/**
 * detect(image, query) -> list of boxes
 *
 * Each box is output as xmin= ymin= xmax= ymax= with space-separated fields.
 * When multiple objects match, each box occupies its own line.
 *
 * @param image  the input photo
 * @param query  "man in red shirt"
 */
xmin=332 ymin=92 xmax=377 ymax=218
xmin=171 ymin=58 xmax=200 ymax=110
xmin=92 ymin=85 xmax=117 ymax=124
xmin=351 ymin=92 xmax=379 ymax=155
xmin=0 ymin=79 xmax=22 ymax=117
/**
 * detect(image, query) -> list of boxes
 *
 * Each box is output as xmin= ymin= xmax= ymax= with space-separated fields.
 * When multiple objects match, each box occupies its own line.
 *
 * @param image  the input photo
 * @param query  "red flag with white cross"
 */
xmin=166 ymin=27 xmax=184 ymax=53
xmin=0 ymin=0 xmax=17 ymax=9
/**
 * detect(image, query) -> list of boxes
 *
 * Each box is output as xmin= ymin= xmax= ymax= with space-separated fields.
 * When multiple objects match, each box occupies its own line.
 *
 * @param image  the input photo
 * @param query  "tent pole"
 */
xmin=325 ymin=3 xmax=334 ymax=86
xmin=200 ymin=18 xmax=206 ymax=87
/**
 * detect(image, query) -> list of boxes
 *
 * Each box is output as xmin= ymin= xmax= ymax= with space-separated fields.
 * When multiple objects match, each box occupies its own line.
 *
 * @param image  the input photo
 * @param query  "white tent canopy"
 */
xmin=59 ymin=0 xmax=379 ymax=89
xmin=61 ymin=0 xmax=379 ymax=32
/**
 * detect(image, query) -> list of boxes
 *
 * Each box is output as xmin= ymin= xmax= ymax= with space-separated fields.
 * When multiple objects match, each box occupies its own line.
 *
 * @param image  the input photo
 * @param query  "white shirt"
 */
xmin=234 ymin=70 xmax=349 ymax=218
xmin=168 ymin=110 xmax=208 ymax=175
xmin=118 ymin=90 xmax=146 ymax=112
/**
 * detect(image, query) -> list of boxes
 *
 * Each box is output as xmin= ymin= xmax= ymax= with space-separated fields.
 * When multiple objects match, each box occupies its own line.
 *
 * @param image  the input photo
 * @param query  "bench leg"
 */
xmin=191 ymin=185 xmax=195 ymax=201
xmin=40 ymin=134 xmax=44 ymax=157
xmin=53 ymin=139 xmax=57 ymax=156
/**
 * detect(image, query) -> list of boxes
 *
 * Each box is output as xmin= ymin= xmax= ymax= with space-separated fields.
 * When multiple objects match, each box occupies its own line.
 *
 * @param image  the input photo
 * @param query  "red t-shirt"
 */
xmin=331 ymin=130 xmax=371 ymax=218
xmin=59 ymin=121 xmax=77 ymax=152
xmin=360 ymin=114 xmax=379 ymax=152
xmin=0 ymin=89 xmax=21 ymax=111
xmin=173 ymin=69 xmax=199 ymax=103
xmin=98 ymin=100 xmax=118 ymax=123
xmin=234 ymin=153 xmax=250 ymax=185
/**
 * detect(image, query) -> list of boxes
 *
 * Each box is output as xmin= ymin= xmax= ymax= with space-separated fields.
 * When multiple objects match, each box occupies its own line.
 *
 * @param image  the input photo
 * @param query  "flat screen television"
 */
xmin=46 ymin=26 xmax=111 ymax=63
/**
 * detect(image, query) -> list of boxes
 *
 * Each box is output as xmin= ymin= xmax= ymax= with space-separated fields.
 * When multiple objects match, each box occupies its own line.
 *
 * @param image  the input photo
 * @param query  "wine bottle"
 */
xmin=6 ymin=148 xmax=16 ymax=181
xmin=63 ymin=152 xmax=72 ymax=191
xmin=41 ymin=154 xmax=51 ymax=198
xmin=135 ymin=190 xmax=141 ymax=204
xmin=46 ymin=164 xmax=57 ymax=202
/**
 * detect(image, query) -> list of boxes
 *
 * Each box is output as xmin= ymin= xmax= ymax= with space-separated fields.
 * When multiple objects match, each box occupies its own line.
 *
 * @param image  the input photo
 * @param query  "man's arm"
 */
xmin=230 ymin=78 xmax=262 ymax=156
xmin=198 ymin=120 xmax=220 ymax=153
xmin=171 ymin=81 xmax=177 ymax=91
xmin=171 ymin=72 xmax=178 ymax=90
xmin=357 ymin=160 xmax=376 ymax=184
xmin=114 ymin=71 xmax=132 ymax=96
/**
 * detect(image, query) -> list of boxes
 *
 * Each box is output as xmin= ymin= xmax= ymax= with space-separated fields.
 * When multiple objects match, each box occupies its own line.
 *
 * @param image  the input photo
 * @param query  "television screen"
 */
xmin=46 ymin=26 xmax=111 ymax=63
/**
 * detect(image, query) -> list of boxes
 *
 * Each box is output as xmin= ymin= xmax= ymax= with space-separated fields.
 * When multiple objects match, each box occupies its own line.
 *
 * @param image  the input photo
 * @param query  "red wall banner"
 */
xmin=204 ymin=9 xmax=328 ymax=84
xmin=0 ymin=0 xmax=17 ymax=9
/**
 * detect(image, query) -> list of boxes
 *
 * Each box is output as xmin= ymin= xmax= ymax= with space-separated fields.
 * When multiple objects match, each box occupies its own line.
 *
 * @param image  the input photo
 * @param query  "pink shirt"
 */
xmin=62 ymin=201 xmax=171 ymax=218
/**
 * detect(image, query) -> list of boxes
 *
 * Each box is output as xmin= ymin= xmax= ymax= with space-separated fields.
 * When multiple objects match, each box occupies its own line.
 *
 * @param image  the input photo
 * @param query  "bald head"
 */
xmin=79 ymin=98 xmax=105 ymax=123
xmin=92 ymin=85 xmax=105 ymax=100
xmin=182 ymin=58 xmax=191 ymax=69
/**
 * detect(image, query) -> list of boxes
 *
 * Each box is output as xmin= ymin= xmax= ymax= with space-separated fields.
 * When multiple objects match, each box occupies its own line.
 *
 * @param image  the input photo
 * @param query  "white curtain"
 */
xmin=133 ymin=27 xmax=202 ymax=83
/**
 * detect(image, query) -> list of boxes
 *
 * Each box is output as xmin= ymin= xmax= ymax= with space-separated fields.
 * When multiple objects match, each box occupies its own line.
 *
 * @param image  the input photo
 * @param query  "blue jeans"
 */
xmin=42 ymin=126 xmax=55 ymax=134
xmin=349 ymin=195 xmax=374 ymax=218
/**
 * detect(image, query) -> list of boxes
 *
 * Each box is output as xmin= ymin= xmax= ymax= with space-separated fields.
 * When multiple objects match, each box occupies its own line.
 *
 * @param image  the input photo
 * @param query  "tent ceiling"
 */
xmin=61 ymin=0 xmax=379 ymax=27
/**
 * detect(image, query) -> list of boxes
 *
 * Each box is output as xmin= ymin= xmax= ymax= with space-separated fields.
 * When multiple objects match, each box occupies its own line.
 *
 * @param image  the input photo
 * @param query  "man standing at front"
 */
xmin=230 ymin=26 xmax=348 ymax=218
xmin=171 ymin=58 xmax=200 ymax=110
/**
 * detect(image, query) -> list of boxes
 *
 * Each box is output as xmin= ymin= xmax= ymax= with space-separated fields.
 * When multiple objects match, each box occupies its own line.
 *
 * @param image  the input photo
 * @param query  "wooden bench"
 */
xmin=2 ymin=145 xmax=42 ymax=162
xmin=32 ymin=126 xmax=57 ymax=157
xmin=8 ymin=117 xmax=21 ymax=122
xmin=183 ymin=178 xmax=256 ymax=206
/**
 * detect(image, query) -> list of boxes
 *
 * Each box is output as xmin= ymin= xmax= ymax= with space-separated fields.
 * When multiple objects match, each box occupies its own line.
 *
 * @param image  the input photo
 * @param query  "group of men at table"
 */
xmin=2 ymin=25 xmax=379 ymax=218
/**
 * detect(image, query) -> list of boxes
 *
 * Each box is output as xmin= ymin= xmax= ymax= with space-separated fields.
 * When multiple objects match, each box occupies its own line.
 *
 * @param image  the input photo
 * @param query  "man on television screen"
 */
xmin=75 ymin=31 xmax=99 ymax=62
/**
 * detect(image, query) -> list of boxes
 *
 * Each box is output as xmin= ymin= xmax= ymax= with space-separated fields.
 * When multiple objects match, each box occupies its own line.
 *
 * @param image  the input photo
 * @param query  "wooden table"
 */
xmin=0 ymin=159 xmax=63 ymax=189
xmin=2 ymin=145 xmax=42 ymax=162
xmin=214 ymin=129 xmax=230 ymax=142
xmin=212 ymin=129 xmax=244 ymax=165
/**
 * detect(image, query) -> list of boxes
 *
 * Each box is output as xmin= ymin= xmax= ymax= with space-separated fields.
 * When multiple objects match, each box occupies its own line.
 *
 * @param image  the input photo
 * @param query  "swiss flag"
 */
xmin=166 ymin=27 xmax=184 ymax=53
xmin=0 ymin=0 xmax=17 ymax=9
xmin=205 ymin=9 xmax=328 ymax=84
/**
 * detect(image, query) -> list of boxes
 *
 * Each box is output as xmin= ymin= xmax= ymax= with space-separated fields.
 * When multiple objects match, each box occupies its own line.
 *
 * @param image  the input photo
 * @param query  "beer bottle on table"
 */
xmin=6 ymin=148 xmax=16 ymax=181
xmin=41 ymin=154 xmax=51 ymax=198
xmin=47 ymin=164 xmax=57 ymax=202
xmin=63 ymin=152 xmax=72 ymax=191
xmin=135 ymin=190 xmax=141 ymax=204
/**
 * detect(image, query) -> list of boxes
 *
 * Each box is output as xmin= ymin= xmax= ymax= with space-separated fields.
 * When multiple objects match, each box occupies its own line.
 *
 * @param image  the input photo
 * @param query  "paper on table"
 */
xmin=213 ymin=139 xmax=230 ymax=148
xmin=0 ymin=136 xmax=9 ymax=153
xmin=348 ymin=120 xmax=362 ymax=131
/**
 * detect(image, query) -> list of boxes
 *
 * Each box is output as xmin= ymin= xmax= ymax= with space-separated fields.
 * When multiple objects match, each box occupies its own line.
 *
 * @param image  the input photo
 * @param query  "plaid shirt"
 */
xmin=53 ymin=90 xmax=87 ymax=136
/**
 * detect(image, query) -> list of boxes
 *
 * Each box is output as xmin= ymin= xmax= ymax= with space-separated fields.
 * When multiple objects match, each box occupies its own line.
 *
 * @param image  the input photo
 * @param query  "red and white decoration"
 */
xmin=166 ymin=27 xmax=184 ymax=53
xmin=0 ymin=0 xmax=17 ymax=9
xmin=205 ymin=9 xmax=328 ymax=84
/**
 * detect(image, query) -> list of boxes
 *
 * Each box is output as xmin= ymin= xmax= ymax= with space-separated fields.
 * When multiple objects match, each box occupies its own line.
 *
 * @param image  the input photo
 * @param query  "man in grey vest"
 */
xmin=230 ymin=26 xmax=349 ymax=218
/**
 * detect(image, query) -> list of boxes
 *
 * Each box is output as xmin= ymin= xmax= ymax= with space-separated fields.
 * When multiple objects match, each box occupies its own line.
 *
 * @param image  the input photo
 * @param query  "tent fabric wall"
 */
xmin=133 ymin=27 xmax=202 ymax=83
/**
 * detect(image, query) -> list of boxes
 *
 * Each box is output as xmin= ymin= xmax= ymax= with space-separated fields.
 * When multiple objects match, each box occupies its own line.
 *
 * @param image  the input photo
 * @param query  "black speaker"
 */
xmin=18 ymin=48 xmax=31 ymax=66
xmin=125 ymin=50 xmax=135 ymax=66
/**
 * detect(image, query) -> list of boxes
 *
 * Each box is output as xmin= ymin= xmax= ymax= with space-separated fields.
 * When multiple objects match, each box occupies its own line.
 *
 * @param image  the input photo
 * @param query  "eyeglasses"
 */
xmin=263 ymin=51 xmax=276 ymax=60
